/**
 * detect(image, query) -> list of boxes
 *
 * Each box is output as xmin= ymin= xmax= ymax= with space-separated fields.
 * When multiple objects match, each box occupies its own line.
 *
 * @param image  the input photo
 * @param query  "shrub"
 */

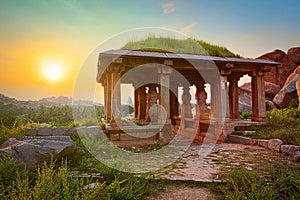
xmin=240 ymin=111 xmax=252 ymax=119
xmin=0 ymin=122 xmax=24 ymax=144
xmin=0 ymin=155 xmax=26 ymax=187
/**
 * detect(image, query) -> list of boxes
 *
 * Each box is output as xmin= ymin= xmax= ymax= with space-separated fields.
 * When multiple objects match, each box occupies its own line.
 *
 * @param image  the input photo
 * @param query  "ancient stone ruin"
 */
xmin=96 ymin=50 xmax=278 ymax=146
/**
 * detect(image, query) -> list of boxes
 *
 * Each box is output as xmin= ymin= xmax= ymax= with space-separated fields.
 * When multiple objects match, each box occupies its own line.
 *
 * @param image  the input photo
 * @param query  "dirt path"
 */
xmin=147 ymin=185 xmax=213 ymax=200
xmin=150 ymin=142 xmax=300 ymax=199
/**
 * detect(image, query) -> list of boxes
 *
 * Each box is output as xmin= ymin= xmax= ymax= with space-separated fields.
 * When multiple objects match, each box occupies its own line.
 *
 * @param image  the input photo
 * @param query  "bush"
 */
xmin=240 ymin=111 xmax=252 ymax=119
xmin=0 ymin=155 xmax=26 ymax=187
xmin=0 ymin=122 xmax=24 ymax=144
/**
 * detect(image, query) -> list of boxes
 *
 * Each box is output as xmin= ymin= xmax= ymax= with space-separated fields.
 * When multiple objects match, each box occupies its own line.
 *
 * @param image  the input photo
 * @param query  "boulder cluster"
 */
xmin=239 ymin=47 xmax=300 ymax=112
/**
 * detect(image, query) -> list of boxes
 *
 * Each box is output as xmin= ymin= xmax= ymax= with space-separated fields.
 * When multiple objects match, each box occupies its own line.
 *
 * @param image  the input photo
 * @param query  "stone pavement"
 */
xmin=154 ymin=142 xmax=296 ymax=182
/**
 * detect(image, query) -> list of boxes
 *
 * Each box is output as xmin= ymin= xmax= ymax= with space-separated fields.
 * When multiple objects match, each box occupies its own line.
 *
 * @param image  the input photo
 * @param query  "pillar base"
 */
xmin=159 ymin=120 xmax=174 ymax=144
xmin=251 ymin=116 xmax=267 ymax=122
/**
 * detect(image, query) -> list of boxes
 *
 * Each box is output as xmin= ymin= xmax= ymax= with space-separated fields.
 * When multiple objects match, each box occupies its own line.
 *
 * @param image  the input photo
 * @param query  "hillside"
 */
xmin=121 ymin=36 xmax=240 ymax=57
xmin=0 ymin=93 xmax=72 ymax=108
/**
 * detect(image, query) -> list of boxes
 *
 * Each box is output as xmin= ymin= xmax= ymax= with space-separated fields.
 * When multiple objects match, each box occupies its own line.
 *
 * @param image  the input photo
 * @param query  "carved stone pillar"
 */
xmin=110 ymin=69 xmax=122 ymax=127
xmin=211 ymin=75 xmax=229 ymax=120
xmin=195 ymin=83 xmax=209 ymax=121
xmin=170 ymin=82 xmax=179 ymax=119
xmin=251 ymin=72 xmax=267 ymax=122
xmin=137 ymin=86 xmax=146 ymax=120
xmin=229 ymin=76 xmax=240 ymax=119
xmin=145 ymin=84 xmax=158 ymax=122
xmin=158 ymin=66 xmax=172 ymax=124
xmin=210 ymin=78 xmax=221 ymax=120
xmin=105 ymin=72 xmax=112 ymax=123
xmin=180 ymin=84 xmax=192 ymax=129
xmin=134 ymin=87 xmax=139 ymax=119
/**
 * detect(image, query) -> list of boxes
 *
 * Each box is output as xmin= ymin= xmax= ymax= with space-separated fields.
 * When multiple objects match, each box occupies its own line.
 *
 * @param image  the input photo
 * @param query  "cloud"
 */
xmin=162 ymin=1 xmax=176 ymax=14
xmin=180 ymin=23 xmax=197 ymax=34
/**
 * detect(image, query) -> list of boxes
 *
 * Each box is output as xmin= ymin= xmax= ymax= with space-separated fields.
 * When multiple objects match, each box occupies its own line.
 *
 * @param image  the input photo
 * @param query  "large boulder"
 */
xmin=238 ymin=86 xmax=252 ymax=113
xmin=257 ymin=49 xmax=297 ymax=87
xmin=240 ymin=81 xmax=281 ymax=100
xmin=287 ymin=47 xmax=300 ymax=65
xmin=0 ymin=136 xmax=79 ymax=170
xmin=238 ymin=82 xmax=279 ymax=113
xmin=273 ymin=66 xmax=300 ymax=108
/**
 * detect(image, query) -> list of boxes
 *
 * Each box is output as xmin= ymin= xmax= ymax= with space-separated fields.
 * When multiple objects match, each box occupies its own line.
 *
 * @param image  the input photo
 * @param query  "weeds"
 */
xmin=236 ymin=108 xmax=300 ymax=145
xmin=220 ymin=164 xmax=300 ymax=200
xmin=0 ymin=122 xmax=25 ymax=144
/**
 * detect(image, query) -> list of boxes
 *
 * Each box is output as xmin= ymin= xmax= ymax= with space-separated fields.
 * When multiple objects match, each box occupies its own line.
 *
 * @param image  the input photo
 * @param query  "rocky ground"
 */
xmin=149 ymin=142 xmax=300 ymax=199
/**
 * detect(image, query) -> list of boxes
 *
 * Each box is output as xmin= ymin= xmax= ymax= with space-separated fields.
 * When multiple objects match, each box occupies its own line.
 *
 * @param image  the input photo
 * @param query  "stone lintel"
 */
xmin=221 ymin=68 xmax=231 ymax=76
xmin=112 ymin=57 xmax=123 ymax=64
xmin=164 ymin=59 xmax=173 ymax=66
xmin=158 ymin=65 xmax=173 ymax=74
xmin=225 ymin=63 xmax=234 ymax=68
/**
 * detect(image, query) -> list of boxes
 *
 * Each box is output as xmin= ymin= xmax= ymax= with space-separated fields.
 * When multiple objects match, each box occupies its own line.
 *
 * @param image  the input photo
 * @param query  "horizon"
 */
xmin=1 ymin=0 xmax=300 ymax=102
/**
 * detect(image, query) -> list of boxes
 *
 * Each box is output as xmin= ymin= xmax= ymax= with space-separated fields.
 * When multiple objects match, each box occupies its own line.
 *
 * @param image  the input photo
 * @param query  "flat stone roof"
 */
xmin=100 ymin=49 xmax=279 ymax=66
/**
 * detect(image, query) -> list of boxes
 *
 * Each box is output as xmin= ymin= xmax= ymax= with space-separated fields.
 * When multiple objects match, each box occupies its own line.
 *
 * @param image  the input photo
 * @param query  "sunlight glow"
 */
xmin=44 ymin=62 xmax=63 ymax=81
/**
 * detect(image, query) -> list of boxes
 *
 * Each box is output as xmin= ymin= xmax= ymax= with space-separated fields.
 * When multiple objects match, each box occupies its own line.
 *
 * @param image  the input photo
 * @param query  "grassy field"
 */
xmin=121 ymin=36 xmax=240 ymax=57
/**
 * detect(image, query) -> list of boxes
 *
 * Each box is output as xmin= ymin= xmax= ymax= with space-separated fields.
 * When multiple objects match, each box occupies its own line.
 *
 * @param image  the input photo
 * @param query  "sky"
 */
xmin=1 ymin=0 xmax=300 ymax=102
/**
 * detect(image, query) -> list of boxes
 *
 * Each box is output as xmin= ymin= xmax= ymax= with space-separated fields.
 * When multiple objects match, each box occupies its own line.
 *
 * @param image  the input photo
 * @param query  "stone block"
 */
xmin=52 ymin=128 xmax=66 ymax=136
xmin=86 ymin=126 xmax=100 ymax=136
xmin=26 ymin=128 xmax=37 ymax=136
xmin=62 ymin=128 xmax=75 ymax=137
xmin=281 ymin=145 xmax=300 ymax=156
xmin=294 ymin=151 xmax=300 ymax=161
xmin=257 ymin=139 xmax=269 ymax=148
xmin=268 ymin=139 xmax=283 ymax=152
xmin=227 ymin=135 xmax=257 ymax=145
xmin=38 ymin=127 xmax=52 ymax=136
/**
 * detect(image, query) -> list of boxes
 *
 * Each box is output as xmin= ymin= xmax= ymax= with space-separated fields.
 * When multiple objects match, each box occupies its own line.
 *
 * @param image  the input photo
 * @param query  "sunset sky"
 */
xmin=1 ymin=0 xmax=300 ymax=101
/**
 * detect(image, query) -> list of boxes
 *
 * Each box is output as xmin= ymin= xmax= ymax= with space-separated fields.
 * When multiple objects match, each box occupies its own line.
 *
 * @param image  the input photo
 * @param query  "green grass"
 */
xmin=121 ymin=36 xmax=240 ymax=57
xmin=220 ymin=164 xmax=300 ymax=200
xmin=0 ymin=154 xmax=157 ymax=200
xmin=236 ymin=108 xmax=300 ymax=146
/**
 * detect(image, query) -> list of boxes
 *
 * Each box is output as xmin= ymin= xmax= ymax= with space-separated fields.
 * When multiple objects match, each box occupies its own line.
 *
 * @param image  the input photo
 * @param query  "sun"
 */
xmin=44 ymin=62 xmax=63 ymax=81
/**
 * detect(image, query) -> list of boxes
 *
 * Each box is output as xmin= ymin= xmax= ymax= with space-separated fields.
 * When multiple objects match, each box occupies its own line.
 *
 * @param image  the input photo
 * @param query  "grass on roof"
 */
xmin=121 ymin=36 xmax=240 ymax=57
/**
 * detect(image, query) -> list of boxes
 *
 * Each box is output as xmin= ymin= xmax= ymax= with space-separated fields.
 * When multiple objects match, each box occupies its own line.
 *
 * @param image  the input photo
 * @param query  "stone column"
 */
xmin=211 ymin=75 xmax=230 ymax=120
xmin=134 ymin=86 xmax=141 ymax=119
xmin=195 ymin=83 xmax=209 ymax=121
xmin=210 ymin=78 xmax=221 ymax=120
xmin=229 ymin=76 xmax=240 ymax=119
xmin=170 ymin=83 xmax=179 ymax=119
xmin=134 ymin=87 xmax=139 ymax=119
xmin=251 ymin=72 xmax=267 ymax=122
xmin=158 ymin=66 xmax=172 ymax=124
xmin=110 ymin=69 xmax=122 ymax=127
xmin=139 ymin=86 xmax=147 ymax=120
xmin=180 ymin=84 xmax=192 ymax=129
xmin=105 ymin=72 xmax=112 ymax=123
xmin=297 ymin=79 xmax=300 ymax=109
xmin=145 ymin=84 xmax=158 ymax=122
